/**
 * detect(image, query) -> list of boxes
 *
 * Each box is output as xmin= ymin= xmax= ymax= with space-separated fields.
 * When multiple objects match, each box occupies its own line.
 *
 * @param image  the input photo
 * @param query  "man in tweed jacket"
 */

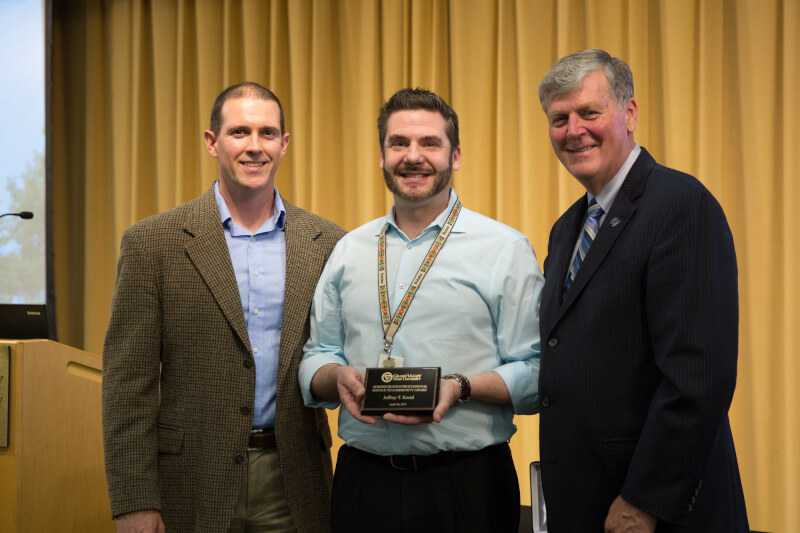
xmin=102 ymin=83 xmax=345 ymax=532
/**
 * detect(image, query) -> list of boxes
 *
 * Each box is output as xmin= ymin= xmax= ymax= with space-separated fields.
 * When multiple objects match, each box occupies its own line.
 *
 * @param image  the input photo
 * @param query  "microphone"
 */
xmin=0 ymin=211 xmax=34 ymax=219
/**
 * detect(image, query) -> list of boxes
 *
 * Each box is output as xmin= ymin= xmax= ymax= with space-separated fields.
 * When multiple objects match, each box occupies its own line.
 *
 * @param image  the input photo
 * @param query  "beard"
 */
xmin=383 ymin=163 xmax=452 ymax=204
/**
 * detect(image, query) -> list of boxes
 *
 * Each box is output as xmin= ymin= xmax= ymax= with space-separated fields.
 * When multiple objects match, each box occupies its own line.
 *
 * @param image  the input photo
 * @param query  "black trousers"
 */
xmin=331 ymin=442 xmax=520 ymax=533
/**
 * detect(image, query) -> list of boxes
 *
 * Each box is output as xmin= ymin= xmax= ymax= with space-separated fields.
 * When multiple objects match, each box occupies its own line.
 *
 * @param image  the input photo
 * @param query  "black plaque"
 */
xmin=361 ymin=367 xmax=441 ymax=416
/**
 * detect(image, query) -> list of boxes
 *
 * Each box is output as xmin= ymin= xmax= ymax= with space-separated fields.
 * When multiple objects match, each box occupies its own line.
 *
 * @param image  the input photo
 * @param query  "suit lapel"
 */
xmin=557 ymin=200 xmax=588 ymax=302
xmin=559 ymin=195 xmax=636 ymax=309
xmin=277 ymin=202 xmax=327 ymax=389
xmin=182 ymin=192 xmax=331 ymax=388
xmin=184 ymin=186 xmax=251 ymax=351
xmin=540 ymin=199 xmax=585 ymax=337
xmin=544 ymin=148 xmax=656 ymax=335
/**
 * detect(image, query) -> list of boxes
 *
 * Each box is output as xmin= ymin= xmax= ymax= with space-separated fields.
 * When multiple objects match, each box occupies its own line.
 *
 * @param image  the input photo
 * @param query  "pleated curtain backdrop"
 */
xmin=52 ymin=1 xmax=799 ymax=531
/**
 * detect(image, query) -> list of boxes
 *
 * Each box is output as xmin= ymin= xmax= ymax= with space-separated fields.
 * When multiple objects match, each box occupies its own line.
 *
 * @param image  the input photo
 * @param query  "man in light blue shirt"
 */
xmin=298 ymin=88 xmax=544 ymax=533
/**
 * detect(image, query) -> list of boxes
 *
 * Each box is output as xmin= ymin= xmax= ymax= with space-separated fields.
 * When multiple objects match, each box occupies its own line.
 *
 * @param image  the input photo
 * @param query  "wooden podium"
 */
xmin=0 ymin=339 xmax=114 ymax=532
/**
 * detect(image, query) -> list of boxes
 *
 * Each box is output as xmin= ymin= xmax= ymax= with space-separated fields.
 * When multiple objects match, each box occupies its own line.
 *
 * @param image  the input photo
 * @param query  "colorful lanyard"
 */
xmin=378 ymin=199 xmax=462 ymax=359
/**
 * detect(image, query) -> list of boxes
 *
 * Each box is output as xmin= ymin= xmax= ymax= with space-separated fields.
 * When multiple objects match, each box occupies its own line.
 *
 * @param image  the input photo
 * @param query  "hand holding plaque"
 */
xmin=366 ymin=202 xmax=461 ymax=419
xmin=361 ymin=367 xmax=441 ymax=416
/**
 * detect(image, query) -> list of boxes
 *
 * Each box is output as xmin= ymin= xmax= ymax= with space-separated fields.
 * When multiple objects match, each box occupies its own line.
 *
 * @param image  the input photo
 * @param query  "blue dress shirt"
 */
xmin=215 ymin=181 xmax=286 ymax=429
xmin=299 ymin=190 xmax=544 ymax=455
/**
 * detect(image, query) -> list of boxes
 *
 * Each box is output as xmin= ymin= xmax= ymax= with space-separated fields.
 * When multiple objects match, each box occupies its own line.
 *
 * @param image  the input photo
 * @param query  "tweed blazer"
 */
xmin=102 ymin=185 xmax=345 ymax=532
xmin=538 ymin=148 xmax=748 ymax=531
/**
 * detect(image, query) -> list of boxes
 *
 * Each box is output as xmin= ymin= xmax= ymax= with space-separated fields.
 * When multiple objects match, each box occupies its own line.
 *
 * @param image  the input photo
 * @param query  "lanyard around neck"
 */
xmin=378 ymin=199 xmax=462 ymax=356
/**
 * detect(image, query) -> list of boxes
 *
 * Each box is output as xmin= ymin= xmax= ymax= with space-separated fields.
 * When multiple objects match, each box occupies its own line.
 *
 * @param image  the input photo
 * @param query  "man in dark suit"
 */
xmin=536 ymin=49 xmax=749 ymax=532
xmin=102 ymin=82 xmax=345 ymax=532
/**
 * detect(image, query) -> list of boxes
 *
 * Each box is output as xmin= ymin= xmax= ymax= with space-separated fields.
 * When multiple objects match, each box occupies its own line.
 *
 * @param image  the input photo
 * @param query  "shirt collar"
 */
xmin=214 ymin=180 xmax=286 ymax=235
xmin=379 ymin=188 xmax=464 ymax=237
xmin=587 ymin=143 xmax=641 ymax=212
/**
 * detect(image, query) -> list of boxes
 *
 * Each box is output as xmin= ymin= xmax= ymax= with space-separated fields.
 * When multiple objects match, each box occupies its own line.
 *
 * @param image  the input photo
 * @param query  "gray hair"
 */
xmin=538 ymin=49 xmax=634 ymax=112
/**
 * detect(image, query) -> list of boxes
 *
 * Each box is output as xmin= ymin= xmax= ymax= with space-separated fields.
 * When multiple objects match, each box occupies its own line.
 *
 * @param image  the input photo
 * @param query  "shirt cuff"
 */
xmin=298 ymin=352 xmax=348 ymax=409
xmin=494 ymin=358 xmax=540 ymax=415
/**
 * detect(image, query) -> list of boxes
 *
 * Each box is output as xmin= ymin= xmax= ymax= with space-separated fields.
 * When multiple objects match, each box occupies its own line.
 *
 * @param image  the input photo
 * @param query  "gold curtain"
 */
xmin=52 ymin=0 xmax=799 ymax=530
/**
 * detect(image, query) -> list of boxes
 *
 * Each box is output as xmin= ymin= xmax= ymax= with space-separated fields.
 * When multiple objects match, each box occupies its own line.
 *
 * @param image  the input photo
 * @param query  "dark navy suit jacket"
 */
xmin=538 ymin=148 xmax=749 ymax=531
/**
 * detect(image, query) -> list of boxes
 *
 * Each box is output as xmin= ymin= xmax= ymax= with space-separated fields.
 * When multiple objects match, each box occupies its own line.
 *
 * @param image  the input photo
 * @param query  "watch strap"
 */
xmin=442 ymin=373 xmax=471 ymax=406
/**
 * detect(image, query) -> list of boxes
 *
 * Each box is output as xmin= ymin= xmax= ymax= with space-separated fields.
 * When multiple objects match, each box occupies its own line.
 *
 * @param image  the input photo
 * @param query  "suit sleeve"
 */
xmin=621 ymin=186 xmax=739 ymax=522
xmin=102 ymin=227 xmax=163 ymax=518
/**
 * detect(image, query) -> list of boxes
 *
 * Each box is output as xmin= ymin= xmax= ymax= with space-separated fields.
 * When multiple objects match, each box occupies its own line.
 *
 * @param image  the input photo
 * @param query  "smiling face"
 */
xmin=545 ymin=69 xmax=638 ymax=195
xmin=379 ymin=109 xmax=461 ymax=209
xmin=203 ymin=97 xmax=289 ymax=197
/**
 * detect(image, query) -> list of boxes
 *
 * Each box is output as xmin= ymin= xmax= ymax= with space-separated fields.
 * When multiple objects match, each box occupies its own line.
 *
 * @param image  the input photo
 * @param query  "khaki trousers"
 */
xmin=227 ymin=448 xmax=296 ymax=533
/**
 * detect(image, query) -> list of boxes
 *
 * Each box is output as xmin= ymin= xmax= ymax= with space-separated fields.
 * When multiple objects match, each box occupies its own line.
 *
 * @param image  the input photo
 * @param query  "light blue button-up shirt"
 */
xmin=299 ymin=190 xmax=544 ymax=455
xmin=215 ymin=181 xmax=286 ymax=429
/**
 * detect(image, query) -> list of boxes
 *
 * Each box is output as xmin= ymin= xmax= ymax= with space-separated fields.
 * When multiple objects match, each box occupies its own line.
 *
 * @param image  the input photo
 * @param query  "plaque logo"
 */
xmin=381 ymin=372 xmax=393 ymax=383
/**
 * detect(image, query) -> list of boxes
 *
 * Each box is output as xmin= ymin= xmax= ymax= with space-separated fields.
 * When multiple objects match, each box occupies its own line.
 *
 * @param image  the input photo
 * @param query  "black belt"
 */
xmin=345 ymin=442 xmax=507 ymax=471
xmin=248 ymin=429 xmax=277 ymax=449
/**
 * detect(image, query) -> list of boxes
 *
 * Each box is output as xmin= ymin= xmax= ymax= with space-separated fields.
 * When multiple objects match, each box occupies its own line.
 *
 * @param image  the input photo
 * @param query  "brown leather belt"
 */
xmin=248 ymin=429 xmax=277 ymax=449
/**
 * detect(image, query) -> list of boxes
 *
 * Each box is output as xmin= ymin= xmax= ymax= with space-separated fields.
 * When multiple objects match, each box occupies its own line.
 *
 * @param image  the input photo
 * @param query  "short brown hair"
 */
xmin=209 ymin=82 xmax=284 ymax=135
xmin=377 ymin=88 xmax=459 ymax=150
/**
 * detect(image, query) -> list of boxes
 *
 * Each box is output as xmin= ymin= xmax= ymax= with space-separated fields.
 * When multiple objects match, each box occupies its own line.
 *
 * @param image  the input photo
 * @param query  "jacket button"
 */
xmin=240 ymin=405 xmax=251 ymax=415
xmin=234 ymin=454 xmax=244 ymax=464
xmin=541 ymin=397 xmax=550 ymax=408
xmin=243 ymin=359 xmax=253 ymax=369
xmin=547 ymin=337 xmax=558 ymax=347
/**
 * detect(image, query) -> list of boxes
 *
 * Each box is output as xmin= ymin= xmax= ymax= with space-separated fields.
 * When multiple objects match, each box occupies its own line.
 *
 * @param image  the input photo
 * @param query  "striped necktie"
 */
xmin=565 ymin=199 xmax=604 ymax=291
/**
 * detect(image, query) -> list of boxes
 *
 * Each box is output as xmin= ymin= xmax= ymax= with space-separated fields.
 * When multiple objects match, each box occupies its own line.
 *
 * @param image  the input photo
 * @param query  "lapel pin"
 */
xmin=610 ymin=217 xmax=622 ymax=227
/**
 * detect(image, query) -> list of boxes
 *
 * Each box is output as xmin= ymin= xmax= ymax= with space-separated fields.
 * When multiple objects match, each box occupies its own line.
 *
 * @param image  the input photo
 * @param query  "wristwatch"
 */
xmin=442 ymin=373 xmax=471 ymax=406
